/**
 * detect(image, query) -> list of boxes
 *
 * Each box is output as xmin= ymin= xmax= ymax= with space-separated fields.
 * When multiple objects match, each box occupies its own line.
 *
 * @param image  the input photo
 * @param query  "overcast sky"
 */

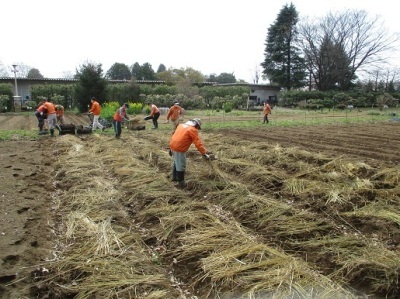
xmin=1 ymin=0 xmax=399 ymax=82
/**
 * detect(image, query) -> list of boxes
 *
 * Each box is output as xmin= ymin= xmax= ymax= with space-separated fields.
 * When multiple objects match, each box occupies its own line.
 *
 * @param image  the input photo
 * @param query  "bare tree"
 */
xmin=0 ymin=61 xmax=10 ymax=77
xmin=363 ymin=67 xmax=400 ymax=92
xmin=12 ymin=63 xmax=32 ymax=78
xmin=251 ymin=64 xmax=261 ymax=84
xmin=298 ymin=10 xmax=399 ymax=91
xmin=61 ymin=70 xmax=74 ymax=79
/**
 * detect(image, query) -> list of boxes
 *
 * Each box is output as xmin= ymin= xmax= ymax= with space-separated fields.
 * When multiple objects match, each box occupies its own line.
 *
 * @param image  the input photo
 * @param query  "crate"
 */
xmin=59 ymin=124 xmax=76 ymax=135
xmin=76 ymin=125 xmax=92 ymax=134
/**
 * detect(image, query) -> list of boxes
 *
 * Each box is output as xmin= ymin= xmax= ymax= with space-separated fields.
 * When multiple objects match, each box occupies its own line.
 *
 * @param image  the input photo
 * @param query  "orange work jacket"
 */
xmin=167 ymin=105 xmax=182 ymax=121
xmin=113 ymin=107 xmax=127 ymax=122
xmin=89 ymin=101 xmax=101 ymax=116
xmin=263 ymin=104 xmax=271 ymax=115
xmin=169 ymin=123 xmax=206 ymax=154
xmin=43 ymin=102 xmax=56 ymax=114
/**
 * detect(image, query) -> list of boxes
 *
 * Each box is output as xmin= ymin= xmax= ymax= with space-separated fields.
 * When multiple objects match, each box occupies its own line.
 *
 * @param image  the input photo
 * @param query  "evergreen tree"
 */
xmin=106 ymin=63 xmax=131 ymax=80
xmin=27 ymin=68 xmax=44 ymax=79
xmin=74 ymin=61 xmax=108 ymax=112
xmin=261 ymin=3 xmax=306 ymax=90
xmin=206 ymin=73 xmax=236 ymax=84
xmin=207 ymin=74 xmax=218 ymax=82
xmin=156 ymin=64 xmax=166 ymax=73
xmin=131 ymin=62 xmax=141 ymax=79
xmin=141 ymin=62 xmax=156 ymax=80
xmin=130 ymin=62 xmax=156 ymax=80
xmin=216 ymin=73 xmax=236 ymax=84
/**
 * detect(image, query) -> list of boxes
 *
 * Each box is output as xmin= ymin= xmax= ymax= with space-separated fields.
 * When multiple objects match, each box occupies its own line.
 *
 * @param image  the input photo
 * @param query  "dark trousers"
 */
xmin=152 ymin=112 xmax=160 ymax=128
xmin=35 ymin=111 xmax=46 ymax=130
xmin=113 ymin=120 xmax=122 ymax=137
xmin=263 ymin=114 xmax=269 ymax=124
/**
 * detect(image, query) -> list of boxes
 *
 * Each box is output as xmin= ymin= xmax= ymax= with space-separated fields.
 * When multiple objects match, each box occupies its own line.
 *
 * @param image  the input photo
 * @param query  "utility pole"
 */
xmin=12 ymin=64 xmax=21 ymax=112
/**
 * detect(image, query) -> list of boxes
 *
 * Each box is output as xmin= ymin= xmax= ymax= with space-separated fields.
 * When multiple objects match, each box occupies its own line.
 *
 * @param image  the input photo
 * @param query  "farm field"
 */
xmin=0 ymin=113 xmax=399 ymax=298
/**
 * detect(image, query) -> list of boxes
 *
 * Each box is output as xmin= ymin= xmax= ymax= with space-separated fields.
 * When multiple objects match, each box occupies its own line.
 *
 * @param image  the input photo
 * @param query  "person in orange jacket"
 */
xmin=89 ymin=97 xmax=105 ymax=131
xmin=113 ymin=103 xmax=130 ymax=139
xmin=34 ymin=100 xmax=47 ymax=132
xmin=144 ymin=102 xmax=160 ymax=129
xmin=166 ymin=101 xmax=184 ymax=132
xmin=169 ymin=118 xmax=210 ymax=188
xmin=263 ymin=102 xmax=272 ymax=124
xmin=55 ymin=104 xmax=65 ymax=125
xmin=42 ymin=100 xmax=61 ymax=136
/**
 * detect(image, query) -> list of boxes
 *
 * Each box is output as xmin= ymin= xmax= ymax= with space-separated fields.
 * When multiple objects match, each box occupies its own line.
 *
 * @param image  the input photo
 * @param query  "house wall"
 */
xmin=0 ymin=78 xmax=78 ymax=104
xmin=249 ymin=84 xmax=280 ymax=105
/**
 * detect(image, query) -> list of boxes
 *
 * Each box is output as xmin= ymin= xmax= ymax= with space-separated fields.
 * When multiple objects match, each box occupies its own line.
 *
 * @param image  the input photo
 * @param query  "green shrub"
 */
xmin=0 ymin=95 xmax=9 ymax=112
xmin=223 ymin=102 xmax=233 ymax=113
xmin=101 ymin=101 xmax=144 ymax=120
xmin=101 ymin=102 xmax=120 ymax=120
xmin=129 ymin=102 xmax=144 ymax=114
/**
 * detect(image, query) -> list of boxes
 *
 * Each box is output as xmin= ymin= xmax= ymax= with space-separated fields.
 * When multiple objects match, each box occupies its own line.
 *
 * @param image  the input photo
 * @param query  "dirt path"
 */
xmin=0 ymin=113 xmax=91 ymax=131
xmin=0 ymin=140 xmax=54 ymax=298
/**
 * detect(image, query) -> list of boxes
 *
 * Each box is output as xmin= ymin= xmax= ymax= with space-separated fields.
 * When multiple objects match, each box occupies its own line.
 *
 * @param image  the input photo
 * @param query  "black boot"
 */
xmin=175 ymin=171 xmax=186 ymax=188
xmin=171 ymin=165 xmax=178 ymax=182
xmin=50 ymin=129 xmax=55 ymax=137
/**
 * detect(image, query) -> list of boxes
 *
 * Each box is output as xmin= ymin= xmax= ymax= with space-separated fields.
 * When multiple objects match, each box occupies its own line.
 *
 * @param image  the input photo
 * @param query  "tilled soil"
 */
xmin=0 ymin=140 xmax=54 ymax=298
xmin=215 ymin=122 xmax=400 ymax=166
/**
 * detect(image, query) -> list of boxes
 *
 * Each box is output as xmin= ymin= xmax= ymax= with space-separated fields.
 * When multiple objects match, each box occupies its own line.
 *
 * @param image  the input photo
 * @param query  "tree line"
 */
xmin=0 ymin=58 xmax=399 ymax=113
xmin=0 ymin=60 xmax=238 ymax=85
xmin=261 ymin=4 xmax=400 ymax=92
xmin=0 ymin=61 xmax=249 ymax=113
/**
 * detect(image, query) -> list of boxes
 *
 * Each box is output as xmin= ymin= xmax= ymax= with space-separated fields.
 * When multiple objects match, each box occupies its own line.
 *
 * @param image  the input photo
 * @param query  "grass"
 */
xmin=0 ymin=107 xmax=398 ymax=140
xmin=0 ymin=129 xmax=41 ymax=141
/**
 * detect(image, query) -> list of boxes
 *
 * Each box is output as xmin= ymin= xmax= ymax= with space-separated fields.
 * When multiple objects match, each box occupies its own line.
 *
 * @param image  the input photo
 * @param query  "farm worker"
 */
xmin=42 ymin=100 xmax=61 ymax=136
xmin=144 ymin=102 xmax=161 ymax=129
xmin=55 ymin=104 xmax=65 ymax=125
xmin=88 ymin=97 xmax=105 ymax=131
xmin=166 ymin=101 xmax=184 ymax=132
xmin=169 ymin=118 xmax=210 ymax=188
xmin=263 ymin=102 xmax=272 ymax=124
xmin=113 ymin=103 xmax=130 ymax=139
xmin=34 ymin=100 xmax=47 ymax=132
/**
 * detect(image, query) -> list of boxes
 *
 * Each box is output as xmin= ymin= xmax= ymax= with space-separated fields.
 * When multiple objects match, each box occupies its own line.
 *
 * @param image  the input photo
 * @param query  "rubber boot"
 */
xmin=55 ymin=124 xmax=62 ymax=134
xmin=171 ymin=165 xmax=178 ymax=182
xmin=50 ymin=129 xmax=55 ymax=137
xmin=39 ymin=120 xmax=44 ymax=132
xmin=175 ymin=171 xmax=186 ymax=188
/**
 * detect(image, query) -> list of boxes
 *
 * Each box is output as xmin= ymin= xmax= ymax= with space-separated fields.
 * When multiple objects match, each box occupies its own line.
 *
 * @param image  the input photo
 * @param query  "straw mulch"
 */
xmin=36 ymin=127 xmax=400 ymax=298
